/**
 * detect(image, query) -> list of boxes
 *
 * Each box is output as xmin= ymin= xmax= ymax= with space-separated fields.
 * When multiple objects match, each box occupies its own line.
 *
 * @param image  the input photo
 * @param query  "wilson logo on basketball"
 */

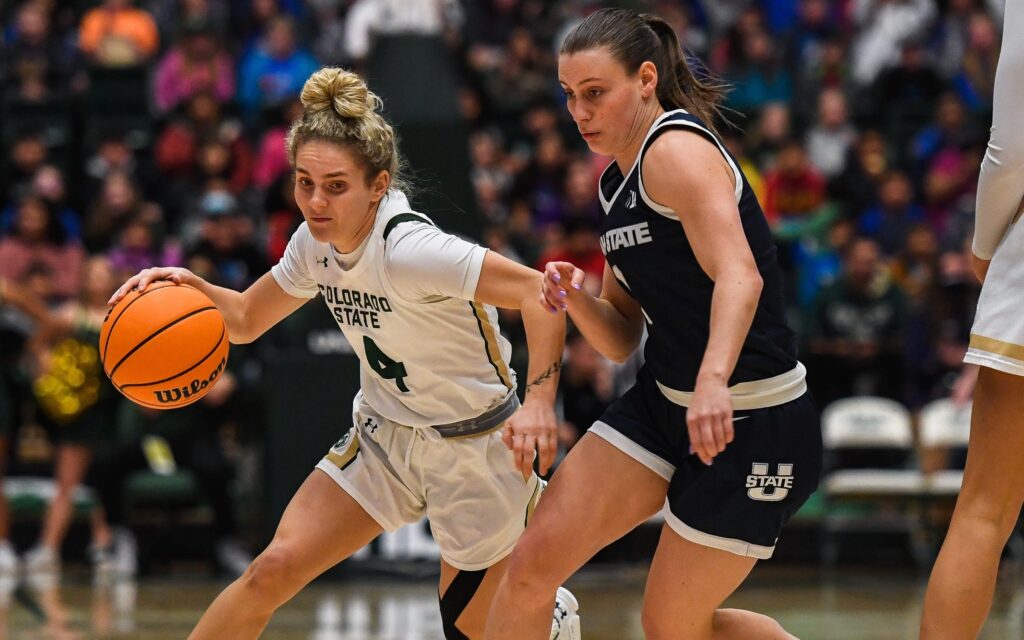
xmin=152 ymin=357 xmax=226 ymax=404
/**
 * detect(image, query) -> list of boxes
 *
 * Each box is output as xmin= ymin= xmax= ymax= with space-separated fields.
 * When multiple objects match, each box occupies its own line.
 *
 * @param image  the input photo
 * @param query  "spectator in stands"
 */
xmin=149 ymin=0 xmax=229 ymax=45
xmin=783 ymin=0 xmax=837 ymax=73
xmin=153 ymin=19 xmax=235 ymax=114
xmin=748 ymin=101 xmax=792 ymax=167
xmin=806 ymin=237 xmax=908 ymax=404
xmin=0 ymin=166 xmax=80 ymax=242
xmin=154 ymin=92 xmax=249 ymax=219
xmin=79 ymin=0 xmax=160 ymax=67
xmin=910 ymin=92 xmax=978 ymax=178
xmin=512 ymin=130 xmax=569 ymax=229
xmin=3 ymin=130 xmax=49 ymax=199
xmin=923 ymin=136 xmax=983 ymax=236
xmin=106 ymin=217 xmax=183 ymax=280
xmin=0 ymin=195 xmax=84 ymax=301
xmin=23 ymin=256 xmax=122 ymax=577
xmin=763 ymin=140 xmax=830 ymax=246
xmin=556 ymin=328 xmax=613 ymax=453
xmin=851 ymin=0 xmax=935 ymax=87
xmin=83 ymin=130 xmax=156 ymax=205
xmin=263 ymin=174 xmax=302 ymax=263
xmin=561 ymin=158 xmax=602 ymax=224
xmin=84 ymin=172 xmax=161 ymax=254
xmin=795 ymin=215 xmax=856 ymax=311
xmin=858 ymin=171 xmax=925 ymax=256
xmin=805 ymin=87 xmax=856 ymax=179
xmin=253 ymin=98 xmax=303 ymax=190
xmin=534 ymin=218 xmax=604 ymax=295
xmin=830 ymin=129 xmax=891 ymax=219
xmin=870 ymin=38 xmax=946 ymax=159
xmin=722 ymin=131 xmax=767 ymax=205
xmin=185 ymin=191 xmax=266 ymax=291
xmin=0 ymin=1 xmax=81 ymax=100
xmin=953 ymin=10 xmax=1000 ymax=112
xmin=479 ymin=27 xmax=551 ymax=126
xmin=726 ymin=28 xmax=793 ymax=113
xmin=237 ymin=16 xmax=318 ymax=122
xmin=345 ymin=0 xmax=464 ymax=67
xmin=934 ymin=0 xmax=981 ymax=79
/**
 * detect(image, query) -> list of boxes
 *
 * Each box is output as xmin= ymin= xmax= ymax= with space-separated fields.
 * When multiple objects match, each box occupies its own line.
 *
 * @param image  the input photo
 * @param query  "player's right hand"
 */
xmin=108 ymin=267 xmax=199 ymax=306
xmin=541 ymin=261 xmax=586 ymax=313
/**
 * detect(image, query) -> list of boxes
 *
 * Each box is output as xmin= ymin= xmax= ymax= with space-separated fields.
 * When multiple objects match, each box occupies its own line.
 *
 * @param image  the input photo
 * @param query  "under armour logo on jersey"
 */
xmin=626 ymin=190 xmax=638 ymax=209
xmin=316 ymin=257 xmax=329 ymax=267
xmin=363 ymin=417 xmax=378 ymax=433
xmin=746 ymin=463 xmax=793 ymax=502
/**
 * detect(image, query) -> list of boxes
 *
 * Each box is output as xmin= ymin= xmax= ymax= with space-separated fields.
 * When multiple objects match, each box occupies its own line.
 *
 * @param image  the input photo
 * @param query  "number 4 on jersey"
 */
xmin=363 ymin=336 xmax=410 ymax=392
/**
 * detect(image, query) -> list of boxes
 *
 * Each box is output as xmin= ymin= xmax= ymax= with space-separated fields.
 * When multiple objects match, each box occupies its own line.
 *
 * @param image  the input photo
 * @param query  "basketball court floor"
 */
xmin=3 ymin=564 xmax=1023 ymax=639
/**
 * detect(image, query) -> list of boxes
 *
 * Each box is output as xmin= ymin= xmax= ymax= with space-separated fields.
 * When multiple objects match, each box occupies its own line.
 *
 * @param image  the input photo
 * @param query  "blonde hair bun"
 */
xmin=300 ymin=67 xmax=381 ymax=120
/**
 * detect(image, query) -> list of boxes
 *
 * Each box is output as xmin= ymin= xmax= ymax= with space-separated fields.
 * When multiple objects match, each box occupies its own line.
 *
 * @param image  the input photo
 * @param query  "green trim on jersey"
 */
xmin=469 ymin=302 xmax=514 ymax=391
xmin=383 ymin=213 xmax=434 ymax=241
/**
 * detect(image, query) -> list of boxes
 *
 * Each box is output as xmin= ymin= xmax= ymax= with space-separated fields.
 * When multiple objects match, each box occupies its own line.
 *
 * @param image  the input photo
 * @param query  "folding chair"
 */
xmin=821 ymin=396 xmax=928 ymax=567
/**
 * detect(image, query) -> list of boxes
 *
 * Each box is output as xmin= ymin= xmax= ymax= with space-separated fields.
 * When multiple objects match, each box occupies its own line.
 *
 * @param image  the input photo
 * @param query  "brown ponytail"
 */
xmin=561 ymin=8 xmax=729 ymax=135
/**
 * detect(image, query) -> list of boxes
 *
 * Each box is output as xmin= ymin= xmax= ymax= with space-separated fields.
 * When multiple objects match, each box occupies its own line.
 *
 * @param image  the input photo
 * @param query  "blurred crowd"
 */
xmin=0 ymin=0 xmax=1000 ymax=574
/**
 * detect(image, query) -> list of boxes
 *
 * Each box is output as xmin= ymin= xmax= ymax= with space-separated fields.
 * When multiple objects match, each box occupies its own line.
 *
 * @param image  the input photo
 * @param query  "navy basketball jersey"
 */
xmin=598 ymin=109 xmax=798 ymax=393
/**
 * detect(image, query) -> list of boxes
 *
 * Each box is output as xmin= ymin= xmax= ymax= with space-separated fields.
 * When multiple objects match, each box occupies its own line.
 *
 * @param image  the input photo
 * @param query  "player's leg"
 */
xmin=438 ymin=557 xmax=580 ymax=640
xmin=921 ymin=367 xmax=1024 ymax=639
xmin=438 ymin=557 xmax=508 ymax=639
xmin=641 ymin=527 xmax=794 ymax=640
xmin=30 ymin=445 xmax=97 ymax=571
xmin=188 ymin=470 xmax=383 ymax=640
xmin=484 ymin=433 xmax=669 ymax=640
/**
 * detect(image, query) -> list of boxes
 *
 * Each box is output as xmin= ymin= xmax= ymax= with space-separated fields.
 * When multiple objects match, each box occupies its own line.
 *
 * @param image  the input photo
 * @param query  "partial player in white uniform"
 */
xmin=921 ymin=2 xmax=1024 ymax=638
xmin=110 ymin=68 xmax=580 ymax=640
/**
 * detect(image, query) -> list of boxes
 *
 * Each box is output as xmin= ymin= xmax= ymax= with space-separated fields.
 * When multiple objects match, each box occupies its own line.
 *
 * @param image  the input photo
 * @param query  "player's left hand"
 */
xmin=687 ymin=378 xmax=734 ymax=466
xmin=502 ymin=400 xmax=558 ymax=481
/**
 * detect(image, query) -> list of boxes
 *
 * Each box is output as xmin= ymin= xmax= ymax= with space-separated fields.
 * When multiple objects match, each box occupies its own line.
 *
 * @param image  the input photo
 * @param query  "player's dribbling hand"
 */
xmin=540 ymin=261 xmax=586 ymax=313
xmin=687 ymin=377 xmax=734 ymax=466
xmin=108 ymin=267 xmax=199 ymax=306
xmin=503 ymin=401 xmax=558 ymax=481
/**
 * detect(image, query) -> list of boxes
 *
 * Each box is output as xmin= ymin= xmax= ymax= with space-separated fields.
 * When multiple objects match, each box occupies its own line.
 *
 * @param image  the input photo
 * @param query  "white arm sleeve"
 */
xmin=974 ymin=0 xmax=1024 ymax=260
xmin=384 ymin=223 xmax=488 ymax=301
xmin=270 ymin=223 xmax=320 ymax=299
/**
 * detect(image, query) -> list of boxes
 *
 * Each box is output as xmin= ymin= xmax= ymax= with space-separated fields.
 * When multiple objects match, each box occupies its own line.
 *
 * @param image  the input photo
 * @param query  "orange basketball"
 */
xmin=99 ymin=281 xmax=229 ymax=409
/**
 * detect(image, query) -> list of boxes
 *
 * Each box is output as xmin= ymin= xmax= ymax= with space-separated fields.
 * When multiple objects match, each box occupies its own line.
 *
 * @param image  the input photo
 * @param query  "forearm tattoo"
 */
xmin=526 ymin=361 xmax=562 ymax=394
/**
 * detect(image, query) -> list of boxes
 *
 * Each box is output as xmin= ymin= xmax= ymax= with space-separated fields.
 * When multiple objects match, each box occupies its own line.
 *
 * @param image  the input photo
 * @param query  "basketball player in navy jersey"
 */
xmin=485 ymin=9 xmax=822 ymax=640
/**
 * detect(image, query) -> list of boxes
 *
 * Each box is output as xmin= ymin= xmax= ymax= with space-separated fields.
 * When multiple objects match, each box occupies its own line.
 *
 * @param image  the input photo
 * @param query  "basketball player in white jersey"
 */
xmin=109 ymin=68 xmax=580 ymax=640
xmin=921 ymin=2 xmax=1024 ymax=637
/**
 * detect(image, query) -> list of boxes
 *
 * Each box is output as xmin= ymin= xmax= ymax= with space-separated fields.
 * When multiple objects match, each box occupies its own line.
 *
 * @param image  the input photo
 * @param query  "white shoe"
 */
xmin=23 ymin=545 xmax=59 ymax=575
xmin=551 ymin=587 xmax=581 ymax=640
xmin=0 ymin=541 xmax=17 ymax=575
xmin=113 ymin=528 xmax=138 ymax=577
xmin=90 ymin=543 xmax=118 ymax=582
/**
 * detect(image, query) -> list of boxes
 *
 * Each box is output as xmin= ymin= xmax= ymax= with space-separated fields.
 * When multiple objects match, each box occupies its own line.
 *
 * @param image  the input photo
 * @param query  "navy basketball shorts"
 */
xmin=589 ymin=367 xmax=822 ymax=559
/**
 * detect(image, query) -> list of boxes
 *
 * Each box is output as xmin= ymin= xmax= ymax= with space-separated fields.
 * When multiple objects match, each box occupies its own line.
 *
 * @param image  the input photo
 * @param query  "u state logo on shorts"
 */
xmin=746 ymin=463 xmax=794 ymax=502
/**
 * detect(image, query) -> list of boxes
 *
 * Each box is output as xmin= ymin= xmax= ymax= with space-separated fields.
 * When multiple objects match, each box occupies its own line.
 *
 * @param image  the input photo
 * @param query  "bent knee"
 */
xmin=242 ymin=545 xmax=301 ymax=597
xmin=503 ymin=535 xmax=566 ymax=594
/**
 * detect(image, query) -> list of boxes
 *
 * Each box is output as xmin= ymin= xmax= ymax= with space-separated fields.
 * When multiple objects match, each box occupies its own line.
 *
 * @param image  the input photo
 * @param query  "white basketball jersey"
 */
xmin=271 ymin=190 xmax=515 ymax=428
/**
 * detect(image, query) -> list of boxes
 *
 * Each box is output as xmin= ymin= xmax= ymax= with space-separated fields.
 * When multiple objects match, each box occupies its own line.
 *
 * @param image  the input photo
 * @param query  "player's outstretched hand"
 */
xmin=108 ymin=267 xmax=199 ymax=306
xmin=687 ymin=378 xmax=735 ymax=466
xmin=503 ymin=401 xmax=558 ymax=481
xmin=540 ymin=261 xmax=586 ymax=313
